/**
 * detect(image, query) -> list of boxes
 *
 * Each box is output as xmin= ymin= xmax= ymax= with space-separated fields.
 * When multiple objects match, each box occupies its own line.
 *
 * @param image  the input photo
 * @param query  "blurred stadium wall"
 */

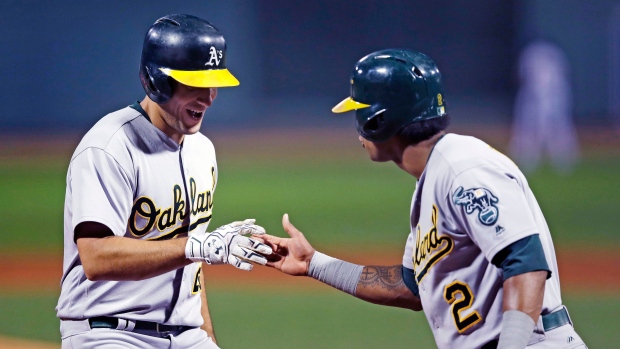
xmin=0 ymin=0 xmax=618 ymax=133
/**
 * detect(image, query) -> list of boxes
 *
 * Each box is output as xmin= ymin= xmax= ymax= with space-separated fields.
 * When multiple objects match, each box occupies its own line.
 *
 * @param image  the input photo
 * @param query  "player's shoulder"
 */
xmin=431 ymin=133 xmax=516 ymax=176
xmin=70 ymin=105 xmax=142 ymax=161
xmin=187 ymin=131 xmax=215 ymax=148
xmin=185 ymin=132 xmax=216 ymax=155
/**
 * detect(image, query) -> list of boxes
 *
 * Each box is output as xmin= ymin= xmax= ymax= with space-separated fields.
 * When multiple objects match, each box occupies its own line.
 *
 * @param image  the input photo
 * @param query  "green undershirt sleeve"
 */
xmin=492 ymin=234 xmax=551 ymax=280
xmin=401 ymin=266 xmax=420 ymax=297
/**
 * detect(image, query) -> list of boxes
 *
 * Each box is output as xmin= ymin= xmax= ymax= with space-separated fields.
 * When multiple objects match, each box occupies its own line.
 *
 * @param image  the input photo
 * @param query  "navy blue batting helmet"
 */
xmin=139 ymin=14 xmax=239 ymax=104
xmin=332 ymin=49 xmax=447 ymax=142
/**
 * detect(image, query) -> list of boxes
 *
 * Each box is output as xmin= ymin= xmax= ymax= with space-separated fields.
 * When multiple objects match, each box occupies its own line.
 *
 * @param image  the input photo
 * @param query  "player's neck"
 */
xmin=397 ymin=132 xmax=445 ymax=179
xmin=140 ymin=98 xmax=185 ymax=144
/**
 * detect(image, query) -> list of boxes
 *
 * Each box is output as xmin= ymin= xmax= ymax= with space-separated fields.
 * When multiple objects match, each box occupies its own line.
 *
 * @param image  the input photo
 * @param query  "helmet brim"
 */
xmin=160 ymin=67 xmax=240 ymax=87
xmin=332 ymin=97 xmax=370 ymax=113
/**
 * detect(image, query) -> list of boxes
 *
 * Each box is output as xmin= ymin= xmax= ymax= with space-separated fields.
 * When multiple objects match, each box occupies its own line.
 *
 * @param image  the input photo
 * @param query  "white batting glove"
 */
xmin=185 ymin=219 xmax=273 ymax=271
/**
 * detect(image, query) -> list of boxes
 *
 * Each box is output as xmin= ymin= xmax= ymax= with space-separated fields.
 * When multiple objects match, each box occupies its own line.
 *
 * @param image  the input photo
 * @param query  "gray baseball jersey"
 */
xmin=402 ymin=134 xmax=563 ymax=349
xmin=56 ymin=103 xmax=217 ymax=328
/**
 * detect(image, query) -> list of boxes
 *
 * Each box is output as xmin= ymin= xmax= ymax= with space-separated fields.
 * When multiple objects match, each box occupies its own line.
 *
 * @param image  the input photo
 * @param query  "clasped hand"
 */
xmin=185 ymin=219 xmax=273 ymax=271
xmin=256 ymin=214 xmax=317 ymax=276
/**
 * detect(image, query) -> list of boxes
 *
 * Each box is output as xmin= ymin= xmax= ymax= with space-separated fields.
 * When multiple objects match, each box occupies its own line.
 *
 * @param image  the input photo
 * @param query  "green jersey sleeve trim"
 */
xmin=491 ymin=234 xmax=551 ymax=280
xmin=130 ymin=101 xmax=151 ymax=123
xmin=402 ymin=266 xmax=420 ymax=297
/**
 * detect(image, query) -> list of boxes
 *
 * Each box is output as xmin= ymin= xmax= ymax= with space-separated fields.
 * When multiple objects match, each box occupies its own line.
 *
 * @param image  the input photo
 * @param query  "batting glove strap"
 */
xmin=308 ymin=251 xmax=363 ymax=296
xmin=497 ymin=310 xmax=535 ymax=349
xmin=185 ymin=232 xmax=227 ymax=264
xmin=186 ymin=233 xmax=207 ymax=263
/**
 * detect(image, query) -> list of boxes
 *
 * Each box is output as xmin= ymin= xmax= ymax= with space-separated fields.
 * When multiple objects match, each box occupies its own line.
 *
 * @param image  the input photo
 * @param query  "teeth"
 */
xmin=188 ymin=109 xmax=204 ymax=118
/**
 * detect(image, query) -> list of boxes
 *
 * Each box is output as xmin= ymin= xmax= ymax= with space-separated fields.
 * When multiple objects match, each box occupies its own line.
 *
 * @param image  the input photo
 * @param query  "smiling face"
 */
xmin=152 ymin=79 xmax=218 ymax=143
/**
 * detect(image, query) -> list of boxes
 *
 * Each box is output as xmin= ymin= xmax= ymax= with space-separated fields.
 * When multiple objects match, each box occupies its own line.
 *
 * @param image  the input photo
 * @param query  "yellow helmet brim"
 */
xmin=332 ymin=97 xmax=370 ymax=113
xmin=160 ymin=68 xmax=240 ymax=87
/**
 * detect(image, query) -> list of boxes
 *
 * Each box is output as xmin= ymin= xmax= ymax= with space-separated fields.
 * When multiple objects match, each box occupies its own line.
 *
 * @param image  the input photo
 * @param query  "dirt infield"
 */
xmin=1 ymin=246 xmax=618 ymax=294
xmin=209 ymin=246 xmax=620 ymax=295
xmin=0 ymin=248 xmax=618 ymax=348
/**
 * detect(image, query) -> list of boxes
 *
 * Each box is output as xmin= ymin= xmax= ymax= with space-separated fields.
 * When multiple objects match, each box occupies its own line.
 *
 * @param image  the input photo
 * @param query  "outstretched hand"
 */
xmin=256 ymin=214 xmax=315 ymax=276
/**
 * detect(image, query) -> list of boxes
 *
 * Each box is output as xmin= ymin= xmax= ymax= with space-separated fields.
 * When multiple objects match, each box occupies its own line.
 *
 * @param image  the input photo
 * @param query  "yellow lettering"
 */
xmin=413 ymin=204 xmax=454 ymax=283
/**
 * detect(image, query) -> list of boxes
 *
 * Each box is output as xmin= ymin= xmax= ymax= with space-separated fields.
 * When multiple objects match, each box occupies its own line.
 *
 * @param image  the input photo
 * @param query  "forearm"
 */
xmin=356 ymin=265 xmax=422 ymax=311
xmin=199 ymin=265 xmax=217 ymax=343
xmin=502 ymin=270 xmax=546 ymax=321
xmin=307 ymin=252 xmax=421 ymax=311
xmin=77 ymin=236 xmax=192 ymax=281
xmin=497 ymin=270 xmax=547 ymax=349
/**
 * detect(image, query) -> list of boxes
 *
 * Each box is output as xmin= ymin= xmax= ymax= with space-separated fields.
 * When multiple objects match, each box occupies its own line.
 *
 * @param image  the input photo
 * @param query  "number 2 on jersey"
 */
xmin=443 ymin=280 xmax=482 ymax=333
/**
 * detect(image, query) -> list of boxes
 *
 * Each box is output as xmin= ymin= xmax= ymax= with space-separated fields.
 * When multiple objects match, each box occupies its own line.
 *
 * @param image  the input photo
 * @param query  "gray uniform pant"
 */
xmin=60 ymin=320 xmax=219 ymax=349
xmin=528 ymin=323 xmax=587 ymax=348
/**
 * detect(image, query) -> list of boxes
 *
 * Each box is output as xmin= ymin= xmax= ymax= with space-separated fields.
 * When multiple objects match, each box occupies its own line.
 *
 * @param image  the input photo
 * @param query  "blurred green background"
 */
xmin=3 ymin=128 xmax=618 ymax=251
xmin=0 ymin=127 xmax=618 ymax=348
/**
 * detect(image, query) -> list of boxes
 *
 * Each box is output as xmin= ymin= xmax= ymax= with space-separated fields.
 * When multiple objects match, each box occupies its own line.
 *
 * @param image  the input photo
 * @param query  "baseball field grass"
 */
xmin=0 ymin=127 xmax=618 ymax=348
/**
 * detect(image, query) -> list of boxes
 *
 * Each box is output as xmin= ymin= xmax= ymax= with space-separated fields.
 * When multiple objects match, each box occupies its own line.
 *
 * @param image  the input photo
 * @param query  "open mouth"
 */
xmin=187 ymin=109 xmax=204 ymax=119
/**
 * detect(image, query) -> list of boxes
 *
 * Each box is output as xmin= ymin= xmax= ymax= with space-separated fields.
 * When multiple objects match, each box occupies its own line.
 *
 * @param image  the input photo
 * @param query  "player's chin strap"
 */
xmin=497 ymin=310 xmax=535 ymax=349
xmin=307 ymin=251 xmax=363 ymax=295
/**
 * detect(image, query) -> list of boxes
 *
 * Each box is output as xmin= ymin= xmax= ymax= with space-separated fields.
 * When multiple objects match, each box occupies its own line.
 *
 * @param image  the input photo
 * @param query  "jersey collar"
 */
xmin=418 ymin=133 xmax=448 ymax=181
xmin=130 ymin=101 xmax=151 ymax=123
xmin=129 ymin=101 xmax=181 ymax=151
xmin=427 ymin=133 xmax=446 ymax=162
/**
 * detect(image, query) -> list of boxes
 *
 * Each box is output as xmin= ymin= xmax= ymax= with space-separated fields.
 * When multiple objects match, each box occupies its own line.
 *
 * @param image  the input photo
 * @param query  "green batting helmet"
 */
xmin=139 ymin=14 xmax=239 ymax=104
xmin=332 ymin=49 xmax=447 ymax=142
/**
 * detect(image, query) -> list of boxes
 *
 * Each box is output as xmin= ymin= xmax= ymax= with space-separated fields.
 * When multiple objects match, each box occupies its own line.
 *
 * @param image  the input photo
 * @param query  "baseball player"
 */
xmin=259 ymin=49 xmax=587 ymax=348
xmin=55 ymin=14 xmax=272 ymax=348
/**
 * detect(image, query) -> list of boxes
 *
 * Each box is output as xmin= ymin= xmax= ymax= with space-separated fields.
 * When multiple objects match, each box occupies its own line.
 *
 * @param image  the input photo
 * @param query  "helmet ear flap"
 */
xmin=357 ymin=109 xmax=390 ymax=142
xmin=139 ymin=63 xmax=172 ymax=104
xmin=364 ymin=111 xmax=385 ymax=132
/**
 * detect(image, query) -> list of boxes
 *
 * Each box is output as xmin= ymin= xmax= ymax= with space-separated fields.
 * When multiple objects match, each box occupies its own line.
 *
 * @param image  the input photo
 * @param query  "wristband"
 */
xmin=497 ymin=310 xmax=535 ymax=349
xmin=308 ymin=252 xmax=363 ymax=295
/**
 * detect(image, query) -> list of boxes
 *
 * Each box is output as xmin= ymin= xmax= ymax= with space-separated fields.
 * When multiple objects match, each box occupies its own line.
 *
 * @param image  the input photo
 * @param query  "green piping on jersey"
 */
xmin=401 ymin=266 xmax=420 ymax=296
xmin=130 ymin=101 xmax=151 ymax=122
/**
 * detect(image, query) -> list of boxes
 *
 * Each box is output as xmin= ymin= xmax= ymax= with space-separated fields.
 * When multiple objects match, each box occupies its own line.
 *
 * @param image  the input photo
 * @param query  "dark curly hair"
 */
xmin=397 ymin=114 xmax=450 ymax=144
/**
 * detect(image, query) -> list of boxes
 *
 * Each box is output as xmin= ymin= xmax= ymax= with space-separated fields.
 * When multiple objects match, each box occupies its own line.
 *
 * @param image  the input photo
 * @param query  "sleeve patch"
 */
xmin=452 ymin=186 xmax=499 ymax=225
